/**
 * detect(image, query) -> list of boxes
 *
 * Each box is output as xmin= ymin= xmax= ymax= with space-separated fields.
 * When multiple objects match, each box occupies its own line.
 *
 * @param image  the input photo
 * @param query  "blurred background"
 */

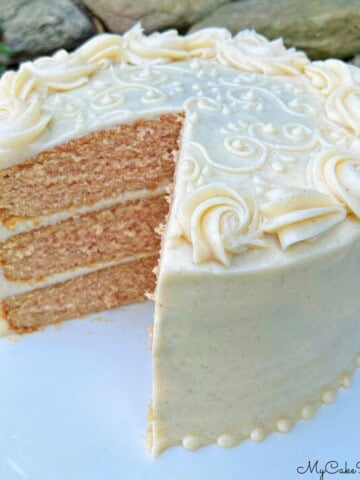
xmin=0 ymin=0 xmax=359 ymax=71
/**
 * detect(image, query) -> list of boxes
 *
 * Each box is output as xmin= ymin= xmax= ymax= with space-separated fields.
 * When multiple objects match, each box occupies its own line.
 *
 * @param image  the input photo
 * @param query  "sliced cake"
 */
xmin=0 ymin=25 xmax=359 ymax=455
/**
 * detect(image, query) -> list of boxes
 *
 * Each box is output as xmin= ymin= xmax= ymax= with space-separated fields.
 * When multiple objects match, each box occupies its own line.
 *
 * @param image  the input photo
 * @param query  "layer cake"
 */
xmin=0 ymin=25 xmax=359 ymax=455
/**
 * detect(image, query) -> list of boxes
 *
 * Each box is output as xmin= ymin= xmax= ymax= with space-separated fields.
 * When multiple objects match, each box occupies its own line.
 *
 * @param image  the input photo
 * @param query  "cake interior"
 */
xmin=0 ymin=113 xmax=184 ymax=333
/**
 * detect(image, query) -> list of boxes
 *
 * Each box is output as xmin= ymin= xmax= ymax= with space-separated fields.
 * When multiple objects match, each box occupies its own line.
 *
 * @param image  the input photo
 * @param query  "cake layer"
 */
xmin=0 ymin=184 xmax=168 ymax=243
xmin=0 ymin=195 xmax=168 ymax=281
xmin=0 ymin=113 xmax=182 ymax=221
xmin=2 ymin=254 xmax=158 ymax=334
xmin=0 ymin=254 xmax=156 ymax=302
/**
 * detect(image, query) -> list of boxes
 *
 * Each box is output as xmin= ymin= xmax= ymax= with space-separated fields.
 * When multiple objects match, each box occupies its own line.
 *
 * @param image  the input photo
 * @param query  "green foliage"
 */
xmin=0 ymin=42 xmax=12 ymax=76
xmin=0 ymin=42 xmax=12 ymax=57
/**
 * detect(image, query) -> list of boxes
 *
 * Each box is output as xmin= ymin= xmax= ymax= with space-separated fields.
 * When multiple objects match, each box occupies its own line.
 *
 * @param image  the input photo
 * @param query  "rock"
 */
xmin=82 ymin=0 xmax=230 ymax=34
xmin=350 ymin=55 xmax=360 ymax=68
xmin=190 ymin=0 xmax=360 ymax=60
xmin=0 ymin=0 xmax=96 ymax=61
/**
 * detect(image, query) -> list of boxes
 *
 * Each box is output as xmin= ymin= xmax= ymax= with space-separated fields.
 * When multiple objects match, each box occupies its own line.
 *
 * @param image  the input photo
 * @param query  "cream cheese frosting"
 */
xmin=0 ymin=25 xmax=360 ymax=455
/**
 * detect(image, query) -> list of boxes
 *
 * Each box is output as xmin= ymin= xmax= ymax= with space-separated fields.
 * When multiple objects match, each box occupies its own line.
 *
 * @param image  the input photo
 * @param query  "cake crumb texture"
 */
xmin=0 ymin=195 xmax=168 ymax=280
xmin=3 ymin=255 xmax=158 ymax=333
xmin=0 ymin=113 xmax=183 ymax=220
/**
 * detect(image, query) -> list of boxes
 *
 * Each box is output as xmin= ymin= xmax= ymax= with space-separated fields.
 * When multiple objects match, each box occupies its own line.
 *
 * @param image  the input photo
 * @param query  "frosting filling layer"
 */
xmin=0 ymin=195 xmax=167 ymax=281
xmin=0 ymin=184 xmax=169 ymax=243
xmin=0 ymin=251 xmax=157 ymax=302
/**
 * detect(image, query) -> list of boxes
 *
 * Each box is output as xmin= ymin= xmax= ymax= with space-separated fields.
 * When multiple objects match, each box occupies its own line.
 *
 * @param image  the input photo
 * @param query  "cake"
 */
xmin=0 ymin=25 xmax=360 ymax=456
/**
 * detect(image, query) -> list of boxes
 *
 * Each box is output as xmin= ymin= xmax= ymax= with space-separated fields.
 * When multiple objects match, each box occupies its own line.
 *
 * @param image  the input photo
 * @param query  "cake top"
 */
xmin=1 ymin=24 xmax=360 ymax=267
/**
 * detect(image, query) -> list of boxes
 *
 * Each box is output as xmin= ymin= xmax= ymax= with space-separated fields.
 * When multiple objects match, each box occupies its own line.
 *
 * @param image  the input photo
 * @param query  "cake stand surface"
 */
xmin=0 ymin=301 xmax=358 ymax=480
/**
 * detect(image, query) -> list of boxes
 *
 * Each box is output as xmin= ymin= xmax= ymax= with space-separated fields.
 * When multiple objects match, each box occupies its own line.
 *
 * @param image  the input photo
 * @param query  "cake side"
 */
xmin=151 ymin=220 xmax=360 ymax=455
xmin=144 ymin=29 xmax=360 ymax=455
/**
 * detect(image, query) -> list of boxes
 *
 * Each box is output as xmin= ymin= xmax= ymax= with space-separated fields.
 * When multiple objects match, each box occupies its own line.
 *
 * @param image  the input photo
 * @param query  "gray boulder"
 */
xmin=190 ymin=0 xmax=360 ymax=60
xmin=351 ymin=56 xmax=360 ymax=68
xmin=0 ymin=0 xmax=96 ymax=61
xmin=82 ymin=0 xmax=230 ymax=34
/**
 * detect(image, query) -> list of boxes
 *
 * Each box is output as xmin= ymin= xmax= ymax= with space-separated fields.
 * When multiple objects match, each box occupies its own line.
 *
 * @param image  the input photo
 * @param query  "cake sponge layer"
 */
xmin=0 ymin=113 xmax=183 ymax=221
xmin=2 ymin=254 xmax=158 ymax=333
xmin=0 ymin=195 xmax=168 ymax=281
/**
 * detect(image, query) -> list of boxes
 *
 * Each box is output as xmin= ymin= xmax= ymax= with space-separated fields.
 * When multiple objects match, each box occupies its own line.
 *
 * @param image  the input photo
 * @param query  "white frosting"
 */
xmin=0 ymin=96 xmax=51 ymax=151
xmin=301 ymin=404 xmax=316 ymax=420
xmin=0 ymin=65 xmax=44 ymax=100
xmin=77 ymin=34 xmax=124 ymax=66
xmin=28 ymin=50 xmax=98 ymax=92
xmin=261 ymin=187 xmax=346 ymax=249
xmin=326 ymin=85 xmax=360 ymax=135
xmin=341 ymin=374 xmax=352 ymax=388
xmin=216 ymin=30 xmax=309 ymax=75
xmin=305 ymin=60 xmax=355 ymax=96
xmin=249 ymin=428 xmax=266 ymax=443
xmin=321 ymin=389 xmax=336 ymax=404
xmin=177 ymin=184 xmax=264 ymax=265
xmin=152 ymin=217 xmax=360 ymax=454
xmin=308 ymin=149 xmax=360 ymax=217
xmin=123 ymin=24 xmax=231 ymax=64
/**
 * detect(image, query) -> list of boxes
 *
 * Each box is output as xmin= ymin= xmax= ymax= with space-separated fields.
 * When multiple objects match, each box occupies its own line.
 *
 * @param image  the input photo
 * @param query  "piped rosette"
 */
xmin=177 ymin=184 xmax=265 ymax=265
xmin=308 ymin=149 xmax=360 ymax=218
xmin=261 ymin=187 xmax=346 ymax=249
